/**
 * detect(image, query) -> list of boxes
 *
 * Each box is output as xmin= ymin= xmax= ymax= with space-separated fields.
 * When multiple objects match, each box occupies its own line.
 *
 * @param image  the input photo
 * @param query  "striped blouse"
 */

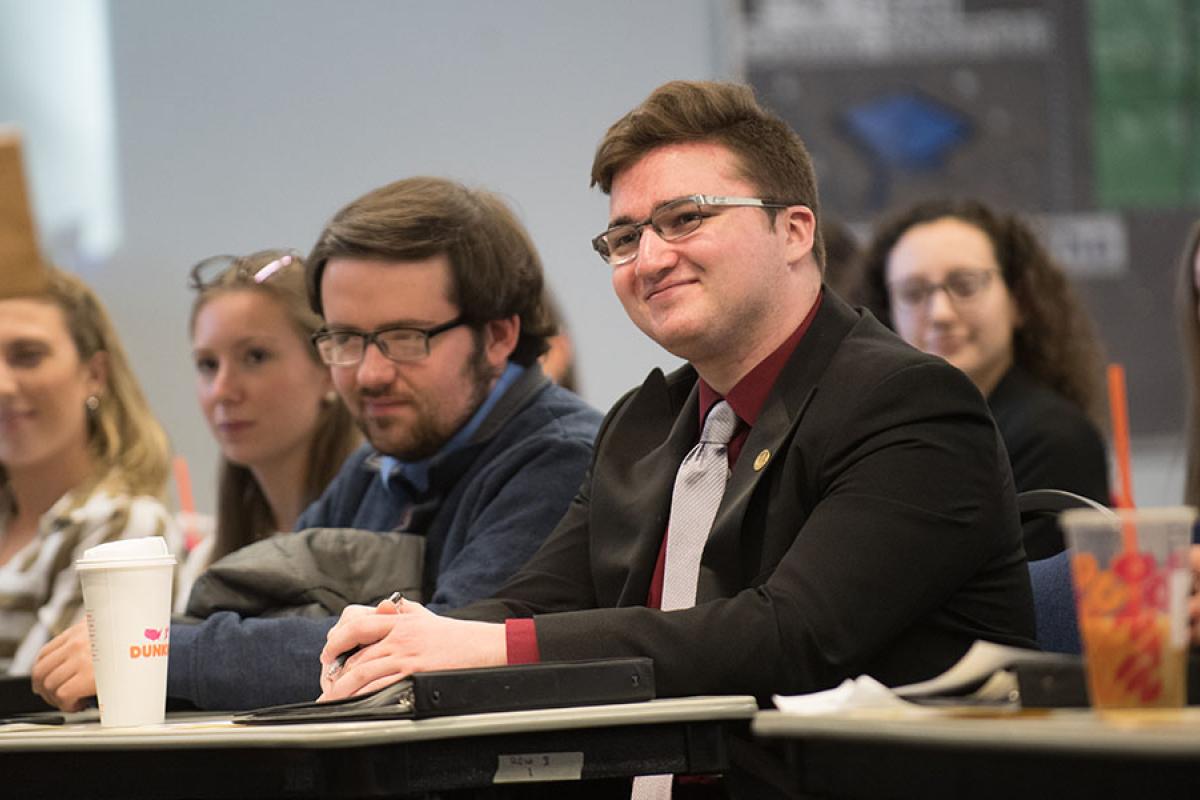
xmin=0 ymin=486 xmax=179 ymax=675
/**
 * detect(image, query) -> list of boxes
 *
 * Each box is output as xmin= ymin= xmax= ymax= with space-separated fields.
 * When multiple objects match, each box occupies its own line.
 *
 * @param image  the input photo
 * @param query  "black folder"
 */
xmin=0 ymin=677 xmax=54 ymax=717
xmin=235 ymin=657 xmax=655 ymax=725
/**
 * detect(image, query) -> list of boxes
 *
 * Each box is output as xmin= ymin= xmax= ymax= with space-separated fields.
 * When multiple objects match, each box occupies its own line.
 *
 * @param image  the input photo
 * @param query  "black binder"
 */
xmin=0 ymin=677 xmax=54 ymax=717
xmin=235 ymin=657 xmax=655 ymax=725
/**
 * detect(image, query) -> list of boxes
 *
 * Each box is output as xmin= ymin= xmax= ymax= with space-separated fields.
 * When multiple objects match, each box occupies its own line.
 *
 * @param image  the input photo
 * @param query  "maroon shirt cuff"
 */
xmin=505 ymin=618 xmax=541 ymax=664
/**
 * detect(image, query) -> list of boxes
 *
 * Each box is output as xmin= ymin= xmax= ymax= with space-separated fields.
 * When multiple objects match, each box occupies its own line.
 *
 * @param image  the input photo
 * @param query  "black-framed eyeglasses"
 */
xmin=888 ymin=268 xmax=999 ymax=309
xmin=311 ymin=317 xmax=467 ymax=366
xmin=188 ymin=252 xmax=299 ymax=290
xmin=591 ymin=194 xmax=795 ymax=266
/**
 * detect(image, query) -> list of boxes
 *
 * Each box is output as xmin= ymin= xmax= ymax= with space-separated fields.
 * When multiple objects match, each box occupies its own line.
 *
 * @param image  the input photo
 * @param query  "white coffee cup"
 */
xmin=76 ymin=536 xmax=176 ymax=727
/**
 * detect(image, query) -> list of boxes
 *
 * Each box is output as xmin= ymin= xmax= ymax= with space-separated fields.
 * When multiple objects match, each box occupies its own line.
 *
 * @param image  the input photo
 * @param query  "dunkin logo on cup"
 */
xmin=129 ymin=626 xmax=170 ymax=659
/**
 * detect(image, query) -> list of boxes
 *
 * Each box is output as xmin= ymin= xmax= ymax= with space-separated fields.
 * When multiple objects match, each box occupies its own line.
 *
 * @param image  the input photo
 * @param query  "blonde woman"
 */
xmin=0 ymin=267 xmax=177 ymax=675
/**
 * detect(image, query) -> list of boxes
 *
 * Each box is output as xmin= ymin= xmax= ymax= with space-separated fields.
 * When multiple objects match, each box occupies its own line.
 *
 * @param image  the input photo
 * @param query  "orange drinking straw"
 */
xmin=172 ymin=455 xmax=201 ymax=550
xmin=1106 ymin=363 xmax=1137 ymax=552
xmin=1106 ymin=364 xmax=1135 ymax=509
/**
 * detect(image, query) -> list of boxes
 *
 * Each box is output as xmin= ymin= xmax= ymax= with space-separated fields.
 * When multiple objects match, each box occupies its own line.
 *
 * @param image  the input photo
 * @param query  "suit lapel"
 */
xmin=593 ymin=366 xmax=700 ymax=606
xmin=697 ymin=291 xmax=861 ymax=600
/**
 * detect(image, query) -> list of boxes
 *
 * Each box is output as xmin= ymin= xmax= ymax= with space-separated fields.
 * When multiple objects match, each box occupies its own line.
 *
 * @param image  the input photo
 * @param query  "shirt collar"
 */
xmin=378 ymin=362 xmax=525 ymax=495
xmin=698 ymin=290 xmax=824 ymax=427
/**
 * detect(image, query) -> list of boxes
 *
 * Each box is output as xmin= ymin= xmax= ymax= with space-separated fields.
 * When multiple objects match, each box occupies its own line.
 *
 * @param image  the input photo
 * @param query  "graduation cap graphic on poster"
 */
xmin=0 ymin=127 xmax=49 ymax=298
xmin=841 ymin=91 xmax=973 ymax=211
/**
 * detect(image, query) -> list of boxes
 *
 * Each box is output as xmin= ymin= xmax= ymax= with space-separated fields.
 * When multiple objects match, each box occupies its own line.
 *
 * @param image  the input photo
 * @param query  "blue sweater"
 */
xmin=167 ymin=370 xmax=601 ymax=709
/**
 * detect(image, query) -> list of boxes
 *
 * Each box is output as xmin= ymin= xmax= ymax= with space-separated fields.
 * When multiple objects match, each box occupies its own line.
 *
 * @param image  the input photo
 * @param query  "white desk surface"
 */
xmin=754 ymin=706 xmax=1200 ymax=758
xmin=0 ymin=695 xmax=757 ymax=752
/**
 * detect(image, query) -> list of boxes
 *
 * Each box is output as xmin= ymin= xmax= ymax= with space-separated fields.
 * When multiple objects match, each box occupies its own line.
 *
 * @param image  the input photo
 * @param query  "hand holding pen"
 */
xmin=325 ymin=591 xmax=404 ymax=679
xmin=319 ymin=593 xmax=506 ymax=702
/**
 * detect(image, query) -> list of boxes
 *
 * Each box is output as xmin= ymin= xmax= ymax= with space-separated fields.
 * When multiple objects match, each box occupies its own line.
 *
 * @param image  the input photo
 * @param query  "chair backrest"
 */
xmin=1020 ymin=490 xmax=1116 ymax=654
xmin=1018 ymin=489 xmax=1113 ymax=520
xmin=1019 ymin=489 xmax=1112 ymax=561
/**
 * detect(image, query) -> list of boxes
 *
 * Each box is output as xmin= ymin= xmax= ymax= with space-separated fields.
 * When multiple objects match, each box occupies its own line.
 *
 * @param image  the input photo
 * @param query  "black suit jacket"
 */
xmin=988 ymin=365 xmax=1111 ymax=560
xmin=455 ymin=292 xmax=1036 ymax=698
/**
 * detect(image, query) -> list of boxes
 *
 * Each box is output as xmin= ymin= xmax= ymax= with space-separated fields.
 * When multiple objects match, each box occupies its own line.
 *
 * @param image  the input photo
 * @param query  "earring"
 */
xmin=85 ymin=395 xmax=101 ymax=413
xmin=323 ymin=390 xmax=338 ymax=405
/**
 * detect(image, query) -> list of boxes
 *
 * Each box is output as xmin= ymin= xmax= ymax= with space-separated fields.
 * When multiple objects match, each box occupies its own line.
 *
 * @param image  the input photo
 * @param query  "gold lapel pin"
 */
xmin=753 ymin=449 xmax=771 ymax=471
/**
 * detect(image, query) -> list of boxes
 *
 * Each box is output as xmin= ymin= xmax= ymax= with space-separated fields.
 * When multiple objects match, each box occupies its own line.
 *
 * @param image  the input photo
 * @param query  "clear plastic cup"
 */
xmin=1060 ymin=506 xmax=1195 ymax=709
xmin=76 ymin=536 xmax=176 ymax=727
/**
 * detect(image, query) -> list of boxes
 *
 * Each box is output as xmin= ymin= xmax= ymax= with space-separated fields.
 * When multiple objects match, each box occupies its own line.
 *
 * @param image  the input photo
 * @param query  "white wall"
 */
xmin=79 ymin=0 xmax=725 ymax=512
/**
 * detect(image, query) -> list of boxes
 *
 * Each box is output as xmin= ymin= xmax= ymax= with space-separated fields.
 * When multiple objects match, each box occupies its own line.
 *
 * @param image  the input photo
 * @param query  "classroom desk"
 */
xmin=754 ymin=706 xmax=1200 ymax=800
xmin=0 ymin=695 xmax=756 ymax=799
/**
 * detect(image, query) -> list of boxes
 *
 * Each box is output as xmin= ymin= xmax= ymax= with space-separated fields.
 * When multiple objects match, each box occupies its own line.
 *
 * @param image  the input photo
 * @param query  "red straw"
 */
xmin=172 ymin=455 xmax=201 ymax=550
xmin=1106 ymin=364 xmax=1137 ymax=552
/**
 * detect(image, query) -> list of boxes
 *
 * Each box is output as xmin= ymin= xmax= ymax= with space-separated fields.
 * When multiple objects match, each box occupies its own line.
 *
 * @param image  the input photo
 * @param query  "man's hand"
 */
xmin=31 ymin=620 xmax=95 ymax=712
xmin=318 ymin=597 xmax=507 ymax=701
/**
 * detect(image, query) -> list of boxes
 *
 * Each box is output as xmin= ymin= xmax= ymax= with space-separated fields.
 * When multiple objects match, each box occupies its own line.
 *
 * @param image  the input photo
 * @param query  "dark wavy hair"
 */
xmin=1176 ymin=221 xmax=1200 ymax=506
xmin=857 ymin=198 xmax=1106 ymax=425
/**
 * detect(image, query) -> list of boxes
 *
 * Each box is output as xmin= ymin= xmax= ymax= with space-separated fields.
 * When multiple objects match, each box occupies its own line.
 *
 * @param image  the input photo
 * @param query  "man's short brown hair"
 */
xmin=591 ymin=80 xmax=824 ymax=268
xmin=306 ymin=176 xmax=553 ymax=366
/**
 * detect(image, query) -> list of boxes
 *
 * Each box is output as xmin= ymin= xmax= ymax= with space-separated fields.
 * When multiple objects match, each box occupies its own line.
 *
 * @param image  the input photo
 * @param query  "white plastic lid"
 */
xmin=76 ymin=536 xmax=176 ymax=569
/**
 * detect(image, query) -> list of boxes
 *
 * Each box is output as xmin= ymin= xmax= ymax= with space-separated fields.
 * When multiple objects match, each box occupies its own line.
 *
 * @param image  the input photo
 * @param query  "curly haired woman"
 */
xmin=857 ymin=198 xmax=1110 ymax=559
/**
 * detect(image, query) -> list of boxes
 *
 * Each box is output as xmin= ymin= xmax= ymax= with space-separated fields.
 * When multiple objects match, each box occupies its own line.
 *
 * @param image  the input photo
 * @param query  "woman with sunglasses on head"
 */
xmin=0 ymin=267 xmax=178 ymax=675
xmin=181 ymin=250 xmax=360 ymax=585
xmin=856 ymin=198 xmax=1110 ymax=560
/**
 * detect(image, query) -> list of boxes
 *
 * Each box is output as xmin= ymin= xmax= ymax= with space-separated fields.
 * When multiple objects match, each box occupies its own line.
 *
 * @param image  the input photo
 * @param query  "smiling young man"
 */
xmin=320 ymin=82 xmax=1036 ymax=791
xmin=31 ymin=177 xmax=602 ymax=710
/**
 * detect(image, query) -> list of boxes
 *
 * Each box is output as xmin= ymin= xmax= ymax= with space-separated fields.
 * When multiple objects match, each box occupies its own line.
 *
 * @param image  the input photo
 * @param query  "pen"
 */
xmin=326 ymin=591 xmax=404 ymax=679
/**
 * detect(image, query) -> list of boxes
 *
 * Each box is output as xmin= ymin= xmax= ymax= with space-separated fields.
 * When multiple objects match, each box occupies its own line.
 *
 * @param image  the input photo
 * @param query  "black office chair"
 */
xmin=1018 ymin=489 xmax=1112 ymax=521
xmin=1019 ymin=490 xmax=1116 ymax=654
xmin=1020 ymin=489 xmax=1111 ymax=561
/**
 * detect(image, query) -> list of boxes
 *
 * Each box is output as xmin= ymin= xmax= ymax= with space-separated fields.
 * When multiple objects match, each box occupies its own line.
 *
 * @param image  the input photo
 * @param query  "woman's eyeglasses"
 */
xmin=888 ymin=268 xmax=999 ymax=309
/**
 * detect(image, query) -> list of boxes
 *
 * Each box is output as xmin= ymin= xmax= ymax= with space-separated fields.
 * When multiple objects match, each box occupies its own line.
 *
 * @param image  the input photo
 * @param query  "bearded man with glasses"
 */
xmin=33 ymin=177 xmax=602 ymax=712
xmin=321 ymin=81 xmax=1037 ymax=797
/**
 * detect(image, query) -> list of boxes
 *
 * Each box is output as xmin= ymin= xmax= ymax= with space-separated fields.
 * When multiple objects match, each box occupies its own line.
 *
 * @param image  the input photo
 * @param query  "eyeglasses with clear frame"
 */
xmin=888 ymin=268 xmax=1000 ymax=310
xmin=311 ymin=317 xmax=467 ymax=366
xmin=188 ymin=252 xmax=300 ymax=290
xmin=591 ymin=194 xmax=795 ymax=266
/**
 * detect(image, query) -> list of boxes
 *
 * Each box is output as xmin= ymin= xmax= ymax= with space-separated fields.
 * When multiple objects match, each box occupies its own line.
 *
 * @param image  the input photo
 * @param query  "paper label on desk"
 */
xmin=494 ymin=752 xmax=584 ymax=783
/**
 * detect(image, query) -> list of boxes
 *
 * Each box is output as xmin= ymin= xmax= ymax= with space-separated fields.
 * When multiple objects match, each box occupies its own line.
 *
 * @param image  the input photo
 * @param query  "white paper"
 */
xmin=494 ymin=752 xmax=584 ymax=783
xmin=773 ymin=675 xmax=927 ymax=715
xmin=890 ymin=640 xmax=1062 ymax=699
xmin=772 ymin=640 xmax=1061 ymax=715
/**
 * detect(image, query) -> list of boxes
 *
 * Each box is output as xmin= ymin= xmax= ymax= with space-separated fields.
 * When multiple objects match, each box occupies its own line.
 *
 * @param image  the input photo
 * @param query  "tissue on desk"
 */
xmin=773 ymin=675 xmax=928 ymax=715
xmin=772 ymin=640 xmax=1048 ymax=715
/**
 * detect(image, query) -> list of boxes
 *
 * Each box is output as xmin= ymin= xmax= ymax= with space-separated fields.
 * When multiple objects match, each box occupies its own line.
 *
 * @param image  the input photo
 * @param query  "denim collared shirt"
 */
xmin=377 ymin=362 xmax=525 ymax=503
